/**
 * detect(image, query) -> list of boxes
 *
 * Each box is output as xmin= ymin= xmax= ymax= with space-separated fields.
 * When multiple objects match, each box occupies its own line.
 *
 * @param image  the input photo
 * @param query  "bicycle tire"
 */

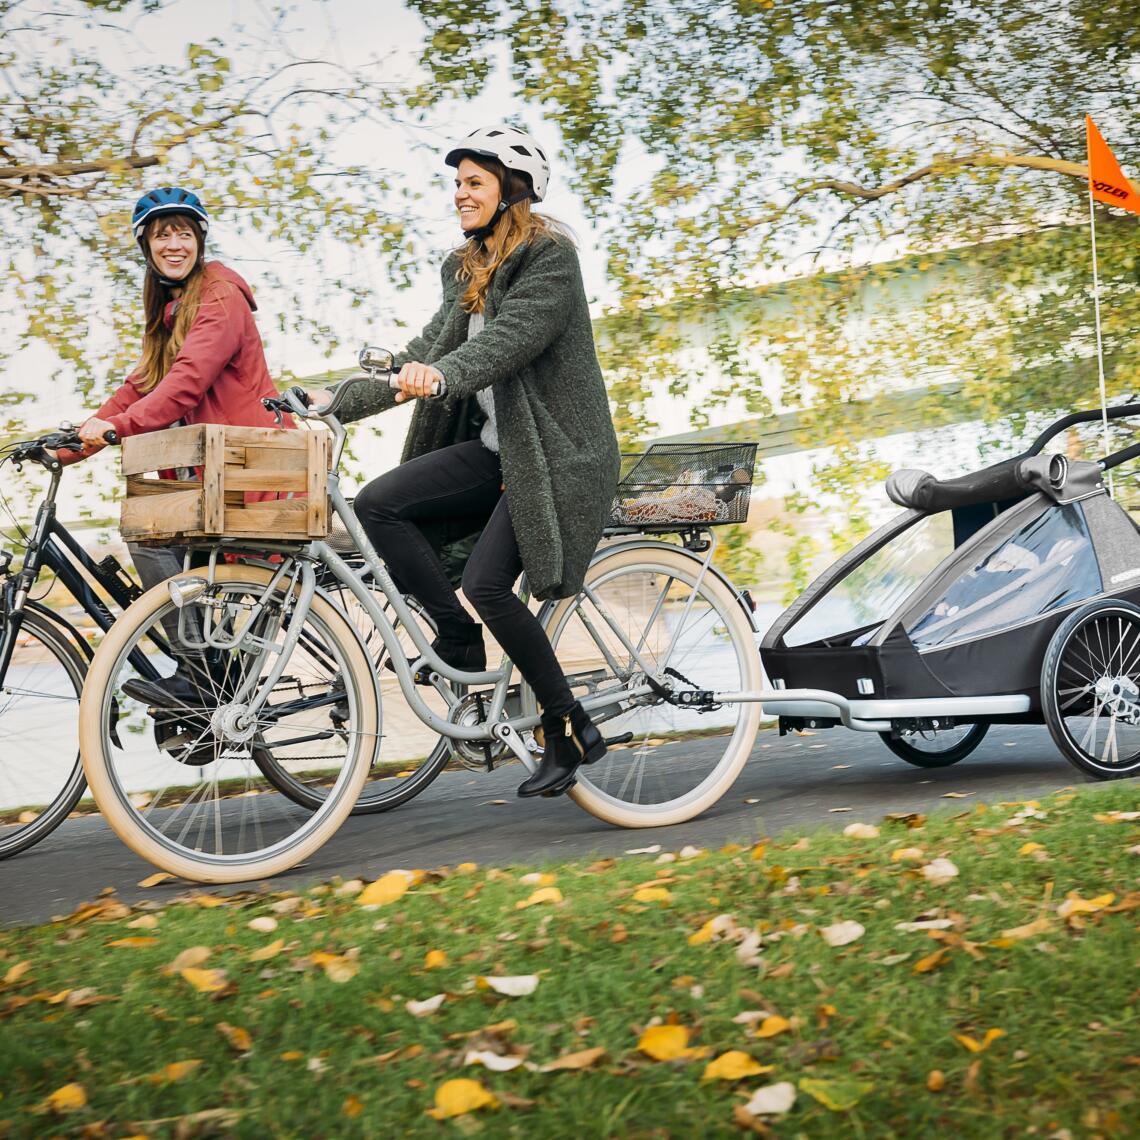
xmin=0 ymin=610 xmax=88 ymax=859
xmin=79 ymin=564 xmax=379 ymax=883
xmin=531 ymin=544 xmax=762 ymax=828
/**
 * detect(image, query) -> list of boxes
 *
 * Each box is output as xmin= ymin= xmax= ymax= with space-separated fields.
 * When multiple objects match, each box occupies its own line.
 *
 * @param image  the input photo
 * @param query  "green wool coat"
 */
xmin=339 ymin=235 xmax=620 ymax=601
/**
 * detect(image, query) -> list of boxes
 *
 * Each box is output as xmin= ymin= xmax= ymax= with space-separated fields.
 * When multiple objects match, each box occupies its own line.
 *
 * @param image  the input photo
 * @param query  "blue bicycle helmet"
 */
xmin=131 ymin=187 xmax=209 ymax=246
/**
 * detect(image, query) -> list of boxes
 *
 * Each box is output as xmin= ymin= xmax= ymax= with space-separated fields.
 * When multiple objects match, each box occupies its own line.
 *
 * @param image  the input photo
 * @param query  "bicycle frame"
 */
xmin=183 ymin=424 xmax=702 ymax=753
xmin=0 ymin=460 xmax=160 ymax=685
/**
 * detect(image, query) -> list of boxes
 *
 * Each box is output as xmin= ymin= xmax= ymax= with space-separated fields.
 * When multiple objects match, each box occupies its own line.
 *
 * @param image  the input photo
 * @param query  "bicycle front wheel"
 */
xmin=79 ymin=564 xmax=378 ymax=883
xmin=535 ymin=545 xmax=762 ymax=827
xmin=0 ymin=610 xmax=88 ymax=858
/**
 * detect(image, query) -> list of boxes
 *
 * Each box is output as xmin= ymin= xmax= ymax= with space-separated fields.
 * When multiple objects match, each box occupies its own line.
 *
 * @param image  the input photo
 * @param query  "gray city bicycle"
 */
xmin=77 ymin=351 xmax=764 ymax=883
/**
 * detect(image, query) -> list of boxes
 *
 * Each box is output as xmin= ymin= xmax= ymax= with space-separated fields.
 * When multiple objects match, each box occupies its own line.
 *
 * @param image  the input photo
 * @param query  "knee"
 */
xmin=352 ymin=477 xmax=395 ymax=525
xmin=462 ymin=563 xmax=501 ymax=619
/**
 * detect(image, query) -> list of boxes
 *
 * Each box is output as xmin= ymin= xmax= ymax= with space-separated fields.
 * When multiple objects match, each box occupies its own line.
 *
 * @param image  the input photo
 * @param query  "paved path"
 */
xmin=0 ymin=725 xmax=1123 ymax=929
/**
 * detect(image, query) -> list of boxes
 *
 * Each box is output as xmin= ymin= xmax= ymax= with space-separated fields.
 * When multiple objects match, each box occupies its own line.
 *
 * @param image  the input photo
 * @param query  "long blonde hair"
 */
xmin=135 ymin=213 xmax=215 ymax=393
xmin=456 ymin=159 xmax=573 ymax=314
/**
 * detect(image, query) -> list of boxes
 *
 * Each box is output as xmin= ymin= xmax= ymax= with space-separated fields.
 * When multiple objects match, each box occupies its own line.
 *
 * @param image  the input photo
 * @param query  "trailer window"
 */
xmin=908 ymin=504 xmax=1102 ymax=650
xmin=783 ymin=512 xmax=955 ymax=647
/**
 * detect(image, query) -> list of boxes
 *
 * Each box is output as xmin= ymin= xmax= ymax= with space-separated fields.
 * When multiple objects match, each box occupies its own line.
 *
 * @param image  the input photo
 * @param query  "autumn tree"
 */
xmin=0 ymin=0 xmax=427 ymax=400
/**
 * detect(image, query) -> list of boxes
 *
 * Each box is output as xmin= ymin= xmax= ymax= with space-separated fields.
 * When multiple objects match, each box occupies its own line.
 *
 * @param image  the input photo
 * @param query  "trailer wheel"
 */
xmin=1041 ymin=598 xmax=1140 ymax=779
xmin=879 ymin=722 xmax=988 ymax=767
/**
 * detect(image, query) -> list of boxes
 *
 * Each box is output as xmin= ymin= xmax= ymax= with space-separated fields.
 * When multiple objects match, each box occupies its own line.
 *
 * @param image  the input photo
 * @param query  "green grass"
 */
xmin=1 ymin=784 xmax=1137 ymax=1138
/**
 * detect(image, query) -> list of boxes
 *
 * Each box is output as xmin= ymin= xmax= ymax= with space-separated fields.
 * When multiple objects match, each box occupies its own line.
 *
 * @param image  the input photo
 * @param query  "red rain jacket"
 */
xmin=64 ymin=262 xmax=291 ymax=476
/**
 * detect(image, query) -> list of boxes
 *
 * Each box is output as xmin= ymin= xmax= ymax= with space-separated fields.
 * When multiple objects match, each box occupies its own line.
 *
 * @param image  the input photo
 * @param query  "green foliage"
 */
xmin=407 ymin=0 xmax=1140 ymax=563
xmin=0 ymin=0 xmax=428 ymax=396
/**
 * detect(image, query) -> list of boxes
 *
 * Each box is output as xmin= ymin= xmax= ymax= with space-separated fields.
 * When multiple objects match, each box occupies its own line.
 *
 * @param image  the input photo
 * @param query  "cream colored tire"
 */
xmin=79 ymin=564 xmax=378 ymax=883
xmin=536 ymin=545 xmax=762 ymax=828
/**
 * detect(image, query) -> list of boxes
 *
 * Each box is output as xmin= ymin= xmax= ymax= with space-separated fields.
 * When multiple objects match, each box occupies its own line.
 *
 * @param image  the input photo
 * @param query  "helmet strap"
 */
xmin=465 ymin=190 xmax=534 ymax=243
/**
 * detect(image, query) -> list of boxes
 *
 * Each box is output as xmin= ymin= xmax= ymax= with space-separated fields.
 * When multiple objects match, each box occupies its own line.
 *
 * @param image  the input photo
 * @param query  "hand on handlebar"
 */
xmin=78 ymin=417 xmax=118 ymax=448
xmin=391 ymin=362 xmax=444 ymax=403
xmin=302 ymin=388 xmax=333 ymax=410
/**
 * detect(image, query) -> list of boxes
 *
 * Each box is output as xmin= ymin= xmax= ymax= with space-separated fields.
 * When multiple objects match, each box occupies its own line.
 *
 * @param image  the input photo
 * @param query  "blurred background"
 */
xmin=2 ymin=0 xmax=1138 ymax=628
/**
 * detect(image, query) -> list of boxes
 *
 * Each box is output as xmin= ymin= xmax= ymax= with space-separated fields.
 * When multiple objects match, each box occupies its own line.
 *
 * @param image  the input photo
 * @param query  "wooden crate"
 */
xmin=120 ymin=424 xmax=329 ymax=545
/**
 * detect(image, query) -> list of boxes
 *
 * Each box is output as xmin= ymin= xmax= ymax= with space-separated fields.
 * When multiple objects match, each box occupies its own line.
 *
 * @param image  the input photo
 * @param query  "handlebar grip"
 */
xmin=388 ymin=375 xmax=441 ymax=398
xmin=103 ymin=430 xmax=119 ymax=446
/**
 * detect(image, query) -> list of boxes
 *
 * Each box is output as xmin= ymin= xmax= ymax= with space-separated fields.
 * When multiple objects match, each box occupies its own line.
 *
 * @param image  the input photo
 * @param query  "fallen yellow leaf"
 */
xmin=145 ymin=1060 xmax=202 ymax=1084
xmin=424 ymin=949 xmax=448 ymax=970
xmin=799 ymin=1075 xmax=874 ymax=1111
xmin=927 ymin=1069 xmax=945 ymax=1092
xmin=890 ymin=846 xmax=924 ymax=862
xmin=127 ymin=914 xmax=159 ymax=930
xmin=539 ymin=1046 xmax=608 ymax=1072
xmin=702 ymin=1051 xmax=772 ymax=1081
xmin=137 ymin=872 xmax=173 ymax=888
xmin=456 ymin=862 xmax=478 ymax=874
xmin=180 ymin=966 xmax=229 ymax=994
xmin=249 ymin=939 xmax=285 ymax=962
xmin=185 ymin=893 xmax=227 ymax=908
xmin=997 ymin=916 xmax=1052 ymax=942
xmin=426 ymin=1078 xmax=499 ymax=1120
xmin=107 ymin=936 xmax=158 ymax=948
xmin=357 ymin=870 xmax=413 ymax=907
xmin=280 ymin=1051 xmax=305 ymax=1061
xmin=913 ymin=947 xmax=951 ymax=974
xmin=45 ymin=1082 xmax=87 ymax=1113
xmin=165 ymin=946 xmax=211 ymax=974
xmin=1018 ymin=842 xmax=1044 ymax=856
xmin=516 ymin=886 xmax=564 ymax=909
xmin=638 ymin=1024 xmax=695 ymax=1060
xmin=217 ymin=1022 xmax=253 ymax=1052
xmin=754 ymin=1015 xmax=792 ymax=1039
xmin=342 ymin=1094 xmax=364 ymax=1118
xmin=310 ymin=951 xmax=359 ymax=983
xmin=954 ymin=1028 xmax=1005 ymax=1053
xmin=3 ymin=961 xmax=32 ymax=985
xmin=632 ymin=886 xmax=671 ymax=903
xmin=1057 ymin=892 xmax=1114 ymax=918
xmin=519 ymin=871 xmax=557 ymax=886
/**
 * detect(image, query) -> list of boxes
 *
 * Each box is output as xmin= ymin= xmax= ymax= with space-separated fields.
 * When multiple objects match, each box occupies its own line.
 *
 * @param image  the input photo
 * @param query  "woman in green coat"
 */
xmin=324 ymin=124 xmax=620 ymax=798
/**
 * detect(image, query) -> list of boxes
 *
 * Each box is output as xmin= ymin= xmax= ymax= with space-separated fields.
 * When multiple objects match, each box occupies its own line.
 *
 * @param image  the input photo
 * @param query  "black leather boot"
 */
xmin=517 ymin=702 xmax=607 ymax=798
xmin=413 ymin=622 xmax=486 ymax=684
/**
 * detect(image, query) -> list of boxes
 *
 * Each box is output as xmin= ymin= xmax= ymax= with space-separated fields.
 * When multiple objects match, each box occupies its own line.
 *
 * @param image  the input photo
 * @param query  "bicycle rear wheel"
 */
xmin=79 ymin=564 xmax=378 ymax=882
xmin=533 ymin=544 xmax=762 ymax=827
xmin=0 ymin=610 xmax=88 ymax=858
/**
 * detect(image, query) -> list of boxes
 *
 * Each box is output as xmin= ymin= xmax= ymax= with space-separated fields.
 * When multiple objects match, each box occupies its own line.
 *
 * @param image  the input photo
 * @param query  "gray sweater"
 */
xmin=339 ymin=235 xmax=620 ymax=600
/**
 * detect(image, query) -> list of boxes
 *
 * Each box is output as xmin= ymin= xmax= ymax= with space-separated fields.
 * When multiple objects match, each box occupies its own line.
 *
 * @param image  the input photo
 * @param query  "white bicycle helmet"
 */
xmin=445 ymin=124 xmax=551 ymax=202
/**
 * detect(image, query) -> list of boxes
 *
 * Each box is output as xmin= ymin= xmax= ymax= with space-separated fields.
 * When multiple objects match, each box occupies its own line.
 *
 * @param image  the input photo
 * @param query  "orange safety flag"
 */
xmin=1086 ymin=115 xmax=1140 ymax=215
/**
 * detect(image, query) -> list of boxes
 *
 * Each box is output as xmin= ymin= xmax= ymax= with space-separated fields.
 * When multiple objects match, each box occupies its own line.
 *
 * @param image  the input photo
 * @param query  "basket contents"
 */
xmin=609 ymin=443 xmax=757 ymax=529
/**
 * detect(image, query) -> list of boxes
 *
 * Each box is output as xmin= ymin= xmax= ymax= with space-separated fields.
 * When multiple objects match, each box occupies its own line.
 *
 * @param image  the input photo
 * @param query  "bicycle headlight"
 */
xmin=168 ymin=576 xmax=206 ymax=609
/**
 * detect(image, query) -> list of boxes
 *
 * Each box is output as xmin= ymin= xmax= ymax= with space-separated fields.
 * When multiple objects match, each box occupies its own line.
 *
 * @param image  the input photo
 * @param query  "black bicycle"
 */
xmin=0 ymin=426 xmax=152 ymax=858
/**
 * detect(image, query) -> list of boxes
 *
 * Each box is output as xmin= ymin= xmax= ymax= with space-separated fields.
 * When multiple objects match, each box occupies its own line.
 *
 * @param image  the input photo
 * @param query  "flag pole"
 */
xmin=1088 ymin=175 xmax=1114 ymax=496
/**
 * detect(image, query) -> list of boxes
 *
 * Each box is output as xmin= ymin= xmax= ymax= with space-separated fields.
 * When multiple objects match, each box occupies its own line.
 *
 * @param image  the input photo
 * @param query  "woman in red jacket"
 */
xmin=71 ymin=186 xmax=288 ymax=707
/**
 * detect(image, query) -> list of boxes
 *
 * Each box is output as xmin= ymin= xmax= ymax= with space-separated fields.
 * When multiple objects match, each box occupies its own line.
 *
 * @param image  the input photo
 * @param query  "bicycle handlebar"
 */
xmin=4 ymin=427 xmax=118 ymax=466
xmin=261 ymin=365 xmax=442 ymax=425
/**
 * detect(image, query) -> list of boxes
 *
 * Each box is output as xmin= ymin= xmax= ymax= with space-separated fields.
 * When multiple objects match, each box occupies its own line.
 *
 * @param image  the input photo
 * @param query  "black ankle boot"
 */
xmin=517 ymin=702 xmax=607 ymax=798
xmin=413 ymin=623 xmax=486 ymax=684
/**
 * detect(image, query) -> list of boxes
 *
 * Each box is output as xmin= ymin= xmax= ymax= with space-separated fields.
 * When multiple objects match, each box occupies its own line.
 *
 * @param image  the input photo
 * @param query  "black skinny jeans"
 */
xmin=352 ymin=440 xmax=575 ymax=717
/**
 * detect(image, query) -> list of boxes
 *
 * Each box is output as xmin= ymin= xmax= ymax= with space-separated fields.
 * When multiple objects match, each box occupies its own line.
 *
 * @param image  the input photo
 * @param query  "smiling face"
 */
xmin=454 ymin=157 xmax=502 ymax=233
xmin=146 ymin=216 xmax=200 ymax=282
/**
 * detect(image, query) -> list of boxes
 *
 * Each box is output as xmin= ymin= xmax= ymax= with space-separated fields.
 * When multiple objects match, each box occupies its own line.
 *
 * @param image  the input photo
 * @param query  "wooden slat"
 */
xmin=217 ymin=425 xmax=310 ymax=450
xmin=306 ymin=432 xmax=329 ymax=536
xmin=121 ymin=489 xmax=202 ymax=541
xmin=202 ymin=425 xmax=225 ymax=534
xmin=126 ymin=475 xmax=201 ymax=497
xmin=120 ymin=424 xmax=206 ymax=476
xmin=223 ymin=469 xmax=309 ymax=492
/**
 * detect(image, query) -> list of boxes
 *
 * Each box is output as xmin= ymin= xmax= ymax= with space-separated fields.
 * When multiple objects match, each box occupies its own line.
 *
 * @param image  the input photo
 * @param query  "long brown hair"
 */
xmin=135 ymin=213 xmax=213 ymax=393
xmin=456 ymin=158 xmax=573 ymax=314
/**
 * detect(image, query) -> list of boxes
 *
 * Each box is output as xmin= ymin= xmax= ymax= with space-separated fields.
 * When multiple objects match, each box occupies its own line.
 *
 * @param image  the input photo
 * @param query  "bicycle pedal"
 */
xmin=604 ymin=732 xmax=634 ymax=747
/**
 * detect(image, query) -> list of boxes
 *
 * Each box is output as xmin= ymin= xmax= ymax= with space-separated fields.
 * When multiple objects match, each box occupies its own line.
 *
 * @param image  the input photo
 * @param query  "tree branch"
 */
xmin=786 ymin=152 xmax=1089 ymax=211
xmin=0 ymin=153 xmax=160 ymax=182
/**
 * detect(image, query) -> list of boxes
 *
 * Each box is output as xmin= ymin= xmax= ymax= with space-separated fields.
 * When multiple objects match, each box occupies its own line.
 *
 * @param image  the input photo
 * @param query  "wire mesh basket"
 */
xmin=609 ymin=442 xmax=758 ymax=530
